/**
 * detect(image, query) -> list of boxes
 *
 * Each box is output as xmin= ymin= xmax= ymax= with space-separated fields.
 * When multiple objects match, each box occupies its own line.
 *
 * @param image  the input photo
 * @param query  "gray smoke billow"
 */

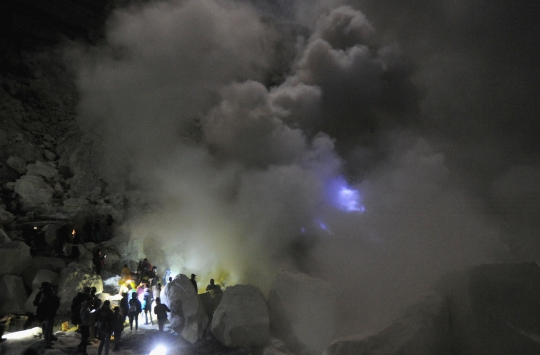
xmin=70 ymin=0 xmax=539 ymax=334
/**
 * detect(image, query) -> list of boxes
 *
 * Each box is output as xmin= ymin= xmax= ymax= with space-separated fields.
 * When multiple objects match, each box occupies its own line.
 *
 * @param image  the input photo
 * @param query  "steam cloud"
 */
xmin=70 ymin=0 xmax=539 ymax=334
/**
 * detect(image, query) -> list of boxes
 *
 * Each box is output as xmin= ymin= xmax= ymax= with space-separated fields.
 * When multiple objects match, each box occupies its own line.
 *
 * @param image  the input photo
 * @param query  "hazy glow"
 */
xmin=326 ymin=177 xmax=365 ymax=213
xmin=149 ymin=345 xmax=167 ymax=355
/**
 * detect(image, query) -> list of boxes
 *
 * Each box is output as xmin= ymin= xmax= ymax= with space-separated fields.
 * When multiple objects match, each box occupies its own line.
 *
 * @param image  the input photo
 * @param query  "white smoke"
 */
xmin=70 ymin=0 xmax=512 ymax=335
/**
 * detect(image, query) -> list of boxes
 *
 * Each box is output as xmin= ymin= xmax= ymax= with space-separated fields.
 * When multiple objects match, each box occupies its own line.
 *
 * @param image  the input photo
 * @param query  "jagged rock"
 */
xmin=0 ymin=206 xmax=15 ymax=225
xmin=324 ymin=263 xmax=540 ymax=355
xmin=57 ymin=262 xmax=103 ymax=313
xmin=0 ymin=241 xmax=32 ymax=277
xmin=26 ymin=161 xmax=58 ymax=180
xmin=211 ymin=284 xmax=270 ymax=348
xmin=323 ymin=293 xmax=450 ymax=355
xmin=7 ymin=155 xmax=27 ymax=174
xmin=161 ymin=273 xmax=209 ymax=343
xmin=24 ymin=269 xmax=60 ymax=313
xmin=268 ymin=269 xmax=337 ymax=354
xmin=0 ymin=275 xmax=28 ymax=315
xmin=20 ymin=256 xmax=66 ymax=288
xmin=0 ymin=227 xmax=11 ymax=245
xmin=14 ymin=175 xmax=55 ymax=205
xmin=62 ymin=197 xmax=88 ymax=207
xmin=44 ymin=149 xmax=56 ymax=161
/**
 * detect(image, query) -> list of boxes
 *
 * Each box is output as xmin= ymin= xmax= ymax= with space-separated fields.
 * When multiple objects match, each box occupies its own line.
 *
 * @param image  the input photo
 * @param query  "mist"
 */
xmin=69 ymin=0 xmax=538 ymax=335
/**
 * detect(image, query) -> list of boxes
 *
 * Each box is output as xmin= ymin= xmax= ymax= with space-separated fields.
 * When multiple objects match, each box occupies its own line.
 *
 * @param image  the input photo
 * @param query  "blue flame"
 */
xmin=326 ymin=177 xmax=365 ymax=213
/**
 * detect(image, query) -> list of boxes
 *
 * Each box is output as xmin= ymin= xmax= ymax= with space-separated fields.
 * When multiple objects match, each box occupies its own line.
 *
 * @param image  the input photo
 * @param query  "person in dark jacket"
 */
xmin=119 ymin=292 xmax=129 ymax=320
xmin=71 ymin=229 xmax=81 ymax=259
xmin=93 ymin=250 xmax=105 ymax=275
xmin=36 ymin=284 xmax=60 ymax=349
xmin=190 ymin=274 xmax=198 ymax=293
xmin=76 ymin=296 xmax=92 ymax=355
xmin=127 ymin=292 xmax=142 ymax=331
xmin=153 ymin=297 xmax=171 ymax=332
xmin=112 ymin=307 xmax=124 ymax=351
xmin=96 ymin=300 xmax=113 ymax=355
xmin=71 ymin=287 xmax=91 ymax=327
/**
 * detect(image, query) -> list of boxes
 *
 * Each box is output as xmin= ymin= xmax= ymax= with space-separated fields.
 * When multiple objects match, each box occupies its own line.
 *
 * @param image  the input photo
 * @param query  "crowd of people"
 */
xmin=5 ymin=252 xmax=226 ymax=355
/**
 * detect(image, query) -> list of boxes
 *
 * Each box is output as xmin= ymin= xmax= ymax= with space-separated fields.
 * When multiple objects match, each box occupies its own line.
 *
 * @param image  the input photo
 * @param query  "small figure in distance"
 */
xmin=190 ymin=274 xmax=198 ymax=293
xmin=128 ymin=292 xmax=142 ymax=332
xmin=153 ymin=297 xmax=171 ymax=332
xmin=143 ymin=287 xmax=154 ymax=325
xmin=205 ymin=279 xmax=222 ymax=294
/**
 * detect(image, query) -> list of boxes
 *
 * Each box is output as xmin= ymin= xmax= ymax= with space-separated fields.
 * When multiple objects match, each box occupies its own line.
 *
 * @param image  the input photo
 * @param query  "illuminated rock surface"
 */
xmin=268 ymin=269 xmax=337 ymax=354
xmin=57 ymin=262 xmax=103 ymax=313
xmin=14 ymin=175 xmax=55 ymax=206
xmin=211 ymin=284 xmax=270 ymax=347
xmin=160 ymin=273 xmax=209 ymax=343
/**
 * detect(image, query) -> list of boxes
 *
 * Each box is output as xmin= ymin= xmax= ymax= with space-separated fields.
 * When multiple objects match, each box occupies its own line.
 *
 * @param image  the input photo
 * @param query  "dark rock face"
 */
xmin=0 ymin=0 xmax=111 ymax=51
xmin=324 ymin=263 xmax=540 ymax=355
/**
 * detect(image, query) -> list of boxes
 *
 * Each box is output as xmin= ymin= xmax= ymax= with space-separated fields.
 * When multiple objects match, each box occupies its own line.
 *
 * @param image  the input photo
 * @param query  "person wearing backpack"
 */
xmin=96 ymin=300 xmax=113 ymax=355
xmin=76 ymin=296 xmax=92 ymax=355
xmin=153 ymin=297 xmax=171 ymax=332
xmin=127 ymin=292 xmax=141 ymax=331
xmin=143 ymin=287 xmax=154 ymax=325
xmin=71 ymin=287 xmax=91 ymax=329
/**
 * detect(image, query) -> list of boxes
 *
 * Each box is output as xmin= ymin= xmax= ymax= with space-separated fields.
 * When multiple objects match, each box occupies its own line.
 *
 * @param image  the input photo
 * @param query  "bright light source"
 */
xmin=149 ymin=345 xmax=167 ymax=355
xmin=3 ymin=327 xmax=41 ymax=340
xmin=326 ymin=176 xmax=365 ymax=213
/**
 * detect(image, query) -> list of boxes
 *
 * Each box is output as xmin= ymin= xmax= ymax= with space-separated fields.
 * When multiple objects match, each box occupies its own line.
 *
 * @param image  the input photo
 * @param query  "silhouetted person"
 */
xmin=153 ymin=297 xmax=170 ymax=332
xmin=93 ymin=250 xmax=105 ymax=275
xmin=128 ymin=292 xmax=141 ymax=331
xmin=112 ymin=306 xmax=124 ymax=351
xmin=206 ymin=279 xmax=222 ymax=294
xmin=71 ymin=229 xmax=81 ymax=259
xmin=36 ymin=283 xmax=60 ymax=349
xmin=143 ymin=287 xmax=154 ymax=325
xmin=77 ymin=296 xmax=92 ymax=355
xmin=96 ymin=300 xmax=113 ymax=355
xmin=190 ymin=274 xmax=198 ymax=293
xmin=55 ymin=225 xmax=69 ymax=256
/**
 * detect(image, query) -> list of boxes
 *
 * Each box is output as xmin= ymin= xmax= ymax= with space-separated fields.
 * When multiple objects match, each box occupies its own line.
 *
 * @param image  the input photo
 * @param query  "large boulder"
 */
xmin=211 ymin=284 xmax=270 ymax=348
xmin=323 ymin=293 xmax=451 ymax=355
xmin=0 ymin=241 xmax=32 ymax=277
xmin=24 ymin=269 xmax=60 ymax=313
xmin=268 ymin=269 xmax=338 ymax=354
xmin=6 ymin=156 xmax=27 ymax=174
xmin=26 ymin=161 xmax=59 ymax=180
xmin=161 ymin=274 xmax=209 ymax=343
xmin=20 ymin=256 xmax=66 ymax=288
xmin=14 ymin=175 xmax=55 ymax=205
xmin=324 ymin=263 xmax=540 ymax=355
xmin=0 ymin=275 xmax=29 ymax=315
xmin=57 ymin=262 xmax=103 ymax=313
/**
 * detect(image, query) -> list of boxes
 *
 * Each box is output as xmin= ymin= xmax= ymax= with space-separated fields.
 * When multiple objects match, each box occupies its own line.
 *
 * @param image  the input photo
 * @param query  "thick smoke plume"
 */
xmin=70 ymin=0 xmax=538 ymax=334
